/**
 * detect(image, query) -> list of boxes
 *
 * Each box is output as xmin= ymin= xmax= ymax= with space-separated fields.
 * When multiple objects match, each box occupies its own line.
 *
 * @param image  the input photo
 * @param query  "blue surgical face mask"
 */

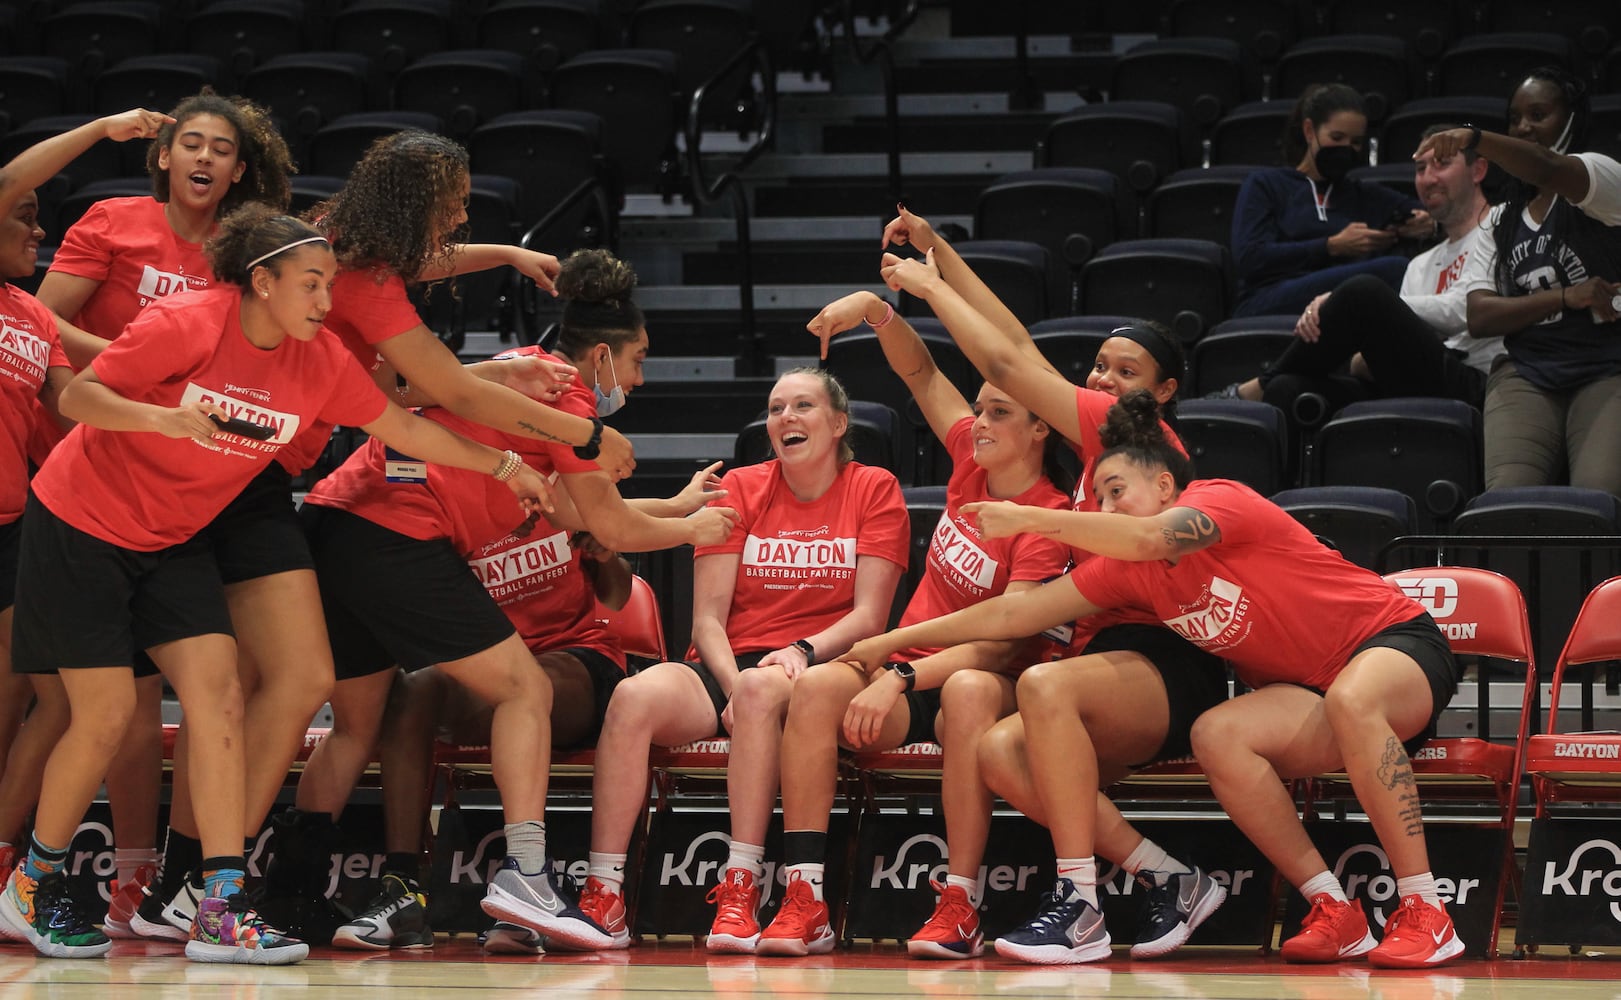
xmin=594 ymin=352 xmax=626 ymax=417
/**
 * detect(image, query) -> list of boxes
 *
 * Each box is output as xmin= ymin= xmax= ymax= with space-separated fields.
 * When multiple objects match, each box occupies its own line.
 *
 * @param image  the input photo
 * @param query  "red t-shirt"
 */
xmin=0 ymin=284 xmax=69 ymax=524
xmin=33 ymin=288 xmax=389 ymax=550
xmin=468 ymin=519 xmax=625 ymax=670
xmin=305 ymin=347 xmax=595 ymax=553
xmin=276 ymin=265 xmax=422 ymax=475
xmin=1067 ymin=480 xmax=1426 ymax=691
xmin=892 ymin=416 xmax=1071 ymax=662
xmin=692 ymin=460 xmax=909 ymax=659
xmin=48 ymin=197 xmax=210 ymax=343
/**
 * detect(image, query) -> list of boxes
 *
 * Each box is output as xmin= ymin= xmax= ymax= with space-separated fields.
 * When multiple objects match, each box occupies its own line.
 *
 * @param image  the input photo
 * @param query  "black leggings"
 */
xmin=1258 ymin=275 xmax=1486 ymax=416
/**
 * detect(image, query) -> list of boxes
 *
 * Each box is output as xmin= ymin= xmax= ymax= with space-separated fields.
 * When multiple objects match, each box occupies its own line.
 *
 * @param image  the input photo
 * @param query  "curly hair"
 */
xmin=554 ymin=248 xmax=645 ymax=360
xmin=1097 ymin=388 xmax=1195 ymax=488
xmin=207 ymin=203 xmax=329 ymax=289
xmin=147 ymin=89 xmax=294 ymax=214
xmin=308 ymin=129 xmax=468 ymax=282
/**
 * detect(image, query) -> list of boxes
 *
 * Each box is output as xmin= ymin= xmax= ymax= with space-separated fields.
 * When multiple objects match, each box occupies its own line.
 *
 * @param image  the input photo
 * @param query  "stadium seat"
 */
xmin=244 ymin=53 xmax=377 ymax=167
xmin=1274 ymin=35 xmax=1414 ymax=125
xmin=1323 ymin=0 xmax=1457 ymax=62
xmin=1028 ymin=315 xmax=1150 ymax=388
xmin=1269 ymin=485 xmax=1416 ymax=571
xmin=1166 ymin=0 xmax=1297 ymax=66
xmin=330 ymin=0 xmax=456 ymax=78
xmin=92 ymin=55 xmax=220 ymax=118
xmin=1487 ymin=0 xmax=1618 ymax=60
xmin=1189 ymin=325 xmax=1294 ymax=398
xmin=476 ymin=0 xmax=604 ymax=70
xmin=894 ymin=486 xmax=950 ymax=626
xmin=1438 ymin=33 xmax=1572 ymax=98
xmin=1145 ymin=165 xmax=1257 ymax=248
xmin=468 ymin=110 xmax=611 ymax=237
xmin=974 ymin=168 xmax=1127 ymax=313
xmin=1038 ymin=101 xmax=1191 ymax=196
xmin=39 ymin=1 xmax=164 ymax=79
xmin=1175 ymin=398 xmax=1288 ymax=495
xmin=305 ymin=111 xmax=445 ymax=179
xmin=0 ymin=116 xmax=126 ymax=207
xmin=1110 ymin=37 xmax=1247 ymax=126
xmin=901 ymin=240 xmax=1050 ymax=328
xmin=550 ymin=49 xmax=681 ymax=191
xmin=393 ymin=50 xmax=529 ymax=141
xmin=412 ymin=175 xmax=525 ymax=349
xmin=628 ymin=0 xmax=755 ymax=130
xmin=1527 ymin=575 xmax=1621 ymax=810
xmin=183 ymin=0 xmax=306 ymax=88
xmin=734 ymin=400 xmax=910 ymax=486
xmin=0 ymin=57 xmax=73 ymax=136
xmin=1379 ymin=97 xmax=1507 ymax=165
xmin=1209 ymin=99 xmax=1291 ymax=167
xmin=1079 ymin=238 xmax=1231 ymax=344
xmin=287 ymin=175 xmax=346 ymax=218
xmin=1313 ymin=398 xmax=1482 ymax=531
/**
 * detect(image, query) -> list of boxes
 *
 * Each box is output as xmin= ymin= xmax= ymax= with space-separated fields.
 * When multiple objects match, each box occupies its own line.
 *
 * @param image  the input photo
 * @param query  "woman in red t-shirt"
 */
xmin=728 ymin=290 xmax=1071 ymax=959
xmin=263 ymin=249 xmax=734 ymax=952
xmin=24 ymin=90 xmax=298 ymax=940
xmin=878 ymin=219 xmax=1232 ymax=962
xmin=0 ymin=205 xmax=553 ymax=965
xmin=844 ymin=391 xmax=1467 ymax=970
xmin=573 ymin=370 xmax=908 ymax=954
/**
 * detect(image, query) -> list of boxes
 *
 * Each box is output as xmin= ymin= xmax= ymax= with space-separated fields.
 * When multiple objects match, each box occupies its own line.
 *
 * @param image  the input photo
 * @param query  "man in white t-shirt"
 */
xmin=1216 ymin=123 xmax=1499 ymax=422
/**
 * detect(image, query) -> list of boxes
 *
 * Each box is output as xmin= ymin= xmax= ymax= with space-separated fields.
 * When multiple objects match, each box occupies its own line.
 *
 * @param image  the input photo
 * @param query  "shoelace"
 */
xmin=225 ymin=893 xmax=294 ymax=938
xmin=705 ymin=878 xmax=756 ymax=924
xmin=1384 ymin=896 xmax=1431 ymax=937
xmin=36 ymin=876 xmax=99 ymax=936
xmin=579 ymin=881 xmax=618 ymax=923
xmin=1300 ymin=895 xmax=1343 ymax=934
xmin=1023 ymin=889 xmax=1087 ymax=933
xmin=1140 ymin=877 xmax=1180 ymax=927
xmin=922 ymin=885 xmax=975 ymax=933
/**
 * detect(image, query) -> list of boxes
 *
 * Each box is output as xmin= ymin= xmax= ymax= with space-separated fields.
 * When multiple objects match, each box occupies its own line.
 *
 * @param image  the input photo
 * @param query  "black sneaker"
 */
xmin=992 ymin=879 xmax=1112 ymax=965
xmin=332 ymin=874 xmax=434 ymax=950
xmin=1130 ymin=866 xmax=1228 ymax=959
xmin=129 ymin=867 xmax=197 ymax=942
xmin=1202 ymin=382 xmax=1243 ymax=400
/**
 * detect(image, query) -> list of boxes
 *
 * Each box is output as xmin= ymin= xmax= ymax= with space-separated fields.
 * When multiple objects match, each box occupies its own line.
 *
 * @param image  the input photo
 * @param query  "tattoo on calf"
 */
xmin=1378 ymin=737 xmax=1425 ymax=836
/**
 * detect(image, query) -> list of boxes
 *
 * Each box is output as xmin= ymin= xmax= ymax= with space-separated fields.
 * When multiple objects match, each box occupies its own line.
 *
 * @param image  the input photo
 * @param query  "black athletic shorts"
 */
xmin=899 ymin=686 xmax=944 ymax=746
xmin=562 ymin=644 xmax=626 ymax=749
xmin=1081 ymin=622 xmax=1231 ymax=766
xmin=303 ymin=503 xmax=516 ymax=681
xmin=683 ymin=650 xmax=772 ymax=736
xmin=11 ymin=492 xmax=233 ymax=674
xmin=0 ymin=515 xmax=19 ymax=612
xmin=204 ymin=463 xmax=313 ymax=584
xmin=1347 ymin=611 xmax=1461 ymax=756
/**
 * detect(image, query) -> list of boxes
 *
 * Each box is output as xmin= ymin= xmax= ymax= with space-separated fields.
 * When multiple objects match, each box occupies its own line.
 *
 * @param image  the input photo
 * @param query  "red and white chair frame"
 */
xmin=1527 ymin=575 xmax=1621 ymax=811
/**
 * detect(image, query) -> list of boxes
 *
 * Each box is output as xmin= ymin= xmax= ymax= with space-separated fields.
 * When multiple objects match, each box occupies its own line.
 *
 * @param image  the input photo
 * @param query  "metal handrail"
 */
xmin=684 ymin=35 xmax=776 ymax=373
xmin=838 ymin=0 xmax=922 ymax=206
xmin=513 ymin=173 xmax=617 ymax=344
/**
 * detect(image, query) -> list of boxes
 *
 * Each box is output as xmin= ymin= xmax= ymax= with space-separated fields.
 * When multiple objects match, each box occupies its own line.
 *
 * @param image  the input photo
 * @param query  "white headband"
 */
xmin=246 ymin=235 xmax=329 ymax=271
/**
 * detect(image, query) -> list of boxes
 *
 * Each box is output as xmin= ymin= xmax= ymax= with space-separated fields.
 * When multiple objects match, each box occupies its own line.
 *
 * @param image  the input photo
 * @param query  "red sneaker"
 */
xmin=907 ymin=880 xmax=984 ymax=959
xmin=705 ymin=867 xmax=763 ymax=954
xmin=1368 ymin=895 xmax=1464 ymax=968
xmin=103 ymin=863 xmax=157 ymax=939
xmin=755 ymin=872 xmax=834 ymax=957
xmin=0 ymin=846 xmax=13 ymax=876
xmin=1280 ymin=895 xmax=1377 ymax=963
xmin=578 ymin=877 xmax=631 ymax=949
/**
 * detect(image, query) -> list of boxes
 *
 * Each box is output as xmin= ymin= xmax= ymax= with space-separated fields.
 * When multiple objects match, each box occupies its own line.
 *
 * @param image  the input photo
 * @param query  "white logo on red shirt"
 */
xmin=742 ymin=533 xmax=857 ymax=582
xmin=470 ymin=529 xmax=571 ymax=601
xmin=929 ymin=513 xmax=998 ymax=591
xmin=137 ymin=265 xmax=203 ymax=300
xmin=1163 ymin=575 xmax=1251 ymax=646
xmin=0 ymin=320 xmax=49 ymax=381
xmin=180 ymin=382 xmax=301 ymax=445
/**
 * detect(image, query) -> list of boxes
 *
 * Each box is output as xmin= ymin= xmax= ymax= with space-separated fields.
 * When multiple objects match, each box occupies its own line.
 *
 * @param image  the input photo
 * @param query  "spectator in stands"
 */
xmin=1213 ymin=123 xmax=1498 ymax=424
xmin=843 ymin=390 xmax=1467 ymax=970
xmin=0 ymin=107 xmax=93 ymax=891
xmin=1422 ymin=68 xmax=1621 ymax=495
xmin=6 ymin=89 xmax=299 ymax=943
xmin=1 ymin=203 xmax=557 ymax=965
xmin=260 ymin=250 xmax=735 ymax=950
xmin=1231 ymin=84 xmax=1429 ymax=318
xmin=568 ymin=369 xmax=908 ymax=956
xmin=722 ymin=290 xmax=1072 ymax=959
xmin=876 ymin=218 xmax=1231 ymax=962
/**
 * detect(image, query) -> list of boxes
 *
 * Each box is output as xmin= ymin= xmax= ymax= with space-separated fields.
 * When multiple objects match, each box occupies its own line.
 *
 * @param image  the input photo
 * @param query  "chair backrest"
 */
xmin=1384 ymin=566 xmax=1533 ymax=666
xmin=598 ymin=574 xmax=667 ymax=661
xmin=1546 ymin=576 xmax=1621 ymax=734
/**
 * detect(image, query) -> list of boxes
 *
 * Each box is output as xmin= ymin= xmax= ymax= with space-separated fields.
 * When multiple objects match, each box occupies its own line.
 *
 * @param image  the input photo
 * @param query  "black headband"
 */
xmin=1110 ymin=325 xmax=1182 ymax=381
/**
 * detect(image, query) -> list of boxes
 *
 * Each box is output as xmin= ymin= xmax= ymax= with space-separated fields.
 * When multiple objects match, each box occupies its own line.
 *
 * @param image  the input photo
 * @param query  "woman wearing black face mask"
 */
xmin=1230 ymin=83 xmax=1429 ymax=318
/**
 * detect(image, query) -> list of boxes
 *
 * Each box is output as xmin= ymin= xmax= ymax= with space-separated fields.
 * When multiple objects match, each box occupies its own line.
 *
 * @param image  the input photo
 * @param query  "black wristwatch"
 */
xmin=573 ymin=417 xmax=604 ymax=461
xmin=884 ymin=660 xmax=917 ymax=692
xmin=1461 ymin=124 xmax=1481 ymax=151
xmin=792 ymin=638 xmax=816 ymax=662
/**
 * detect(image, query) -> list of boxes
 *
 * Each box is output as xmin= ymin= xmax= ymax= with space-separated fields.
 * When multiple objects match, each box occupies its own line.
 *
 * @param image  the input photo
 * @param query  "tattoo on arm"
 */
xmin=516 ymin=420 xmax=564 ymax=443
xmin=1158 ymin=509 xmax=1220 ymax=554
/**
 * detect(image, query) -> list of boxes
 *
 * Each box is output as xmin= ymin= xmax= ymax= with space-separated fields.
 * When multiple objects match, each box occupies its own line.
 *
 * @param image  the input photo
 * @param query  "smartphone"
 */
xmin=1387 ymin=208 xmax=1413 ymax=228
xmin=209 ymin=414 xmax=276 ymax=440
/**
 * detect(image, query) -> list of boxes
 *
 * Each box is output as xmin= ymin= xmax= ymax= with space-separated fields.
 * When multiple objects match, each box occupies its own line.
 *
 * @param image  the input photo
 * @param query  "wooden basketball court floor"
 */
xmin=2 ymin=938 xmax=1616 ymax=1000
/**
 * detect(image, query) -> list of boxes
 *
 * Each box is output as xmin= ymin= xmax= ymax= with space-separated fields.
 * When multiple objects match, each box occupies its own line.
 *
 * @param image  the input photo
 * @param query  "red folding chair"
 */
xmin=1526 ymin=575 xmax=1621 ymax=810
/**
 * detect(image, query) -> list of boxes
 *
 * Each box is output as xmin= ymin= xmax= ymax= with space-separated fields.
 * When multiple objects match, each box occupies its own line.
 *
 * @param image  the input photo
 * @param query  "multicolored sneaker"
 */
xmin=1130 ymin=866 xmax=1228 ymax=959
xmin=104 ymin=863 xmax=158 ymax=940
xmin=481 ymin=920 xmax=545 ymax=955
xmin=480 ymin=857 xmax=612 ymax=951
xmin=993 ymin=879 xmax=1112 ymax=965
xmin=1367 ymin=895 xmax=1464 ymax=968
xmin=0 ymin=847 xmax=16 ymax=943
xmin=756 ymin=872 xmax=834 ymax=957
xmin=1280 ymin=894 xmax=1377 ymax=963
xmin=0 ymin=867 xmax=112 ymax=958
xmin=704 ymin=867 xmax=764 ymax=954
xmin=577 ymin=877 xmax=631 ymax=949
xmin=129 ymin=867 xmax=200 ymax=942
xmin=185 ymin=894 xmax=309 ymax=966
xmin=907 ymin=880 xmax=984 ymax=959
xmin=333 ymin=874 xmax=434 ymax=950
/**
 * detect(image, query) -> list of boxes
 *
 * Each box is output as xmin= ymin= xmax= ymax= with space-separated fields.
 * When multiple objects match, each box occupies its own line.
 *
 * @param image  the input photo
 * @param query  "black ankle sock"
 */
xmin=161 ymin=829 xmax=204 ymax=885
xmin=384 ymin=853 xmax=421 ymax=883
xmin=782 ymin=830 xmax=827 ymax=868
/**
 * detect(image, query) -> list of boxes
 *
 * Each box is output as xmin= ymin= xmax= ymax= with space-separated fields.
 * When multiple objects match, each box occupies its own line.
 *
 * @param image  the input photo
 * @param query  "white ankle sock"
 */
xmin=587 ymin=852 xmax=627 ymax=893
xmin=785 ymin=862 xmax=825 ymax=901
xmin=1122 ymin=838 xmax=1190 ymax=884
xmin=1300 ymin=871 xmax=1348 ymax=903
xmin=725 ymin=841 xmax=765 ymax=881
xmin=946 ymin=873 xmax=980 ymax=908
xmin=1055 ymin=857 xmax=1099 ymax=907
xmin=1396 ymin=872 xmax=1441 ymax=907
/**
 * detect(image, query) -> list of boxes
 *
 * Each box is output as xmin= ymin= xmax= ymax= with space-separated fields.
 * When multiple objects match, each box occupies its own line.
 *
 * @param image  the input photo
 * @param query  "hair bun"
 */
xmin=556 ymin=248 xmax=637 ymax=304
xmin=1099 ymin=389 xmax=1167 ymax=450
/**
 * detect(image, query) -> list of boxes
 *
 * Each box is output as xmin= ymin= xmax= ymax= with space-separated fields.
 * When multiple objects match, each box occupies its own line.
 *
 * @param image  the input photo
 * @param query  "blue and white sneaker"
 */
xmin=1130 ymin=866 xmax=1227 ymax=959
xmin=480 ymin=857 xmax=612 ymax=951
xmin=993 ymin=879 xmax=1111 ymax=965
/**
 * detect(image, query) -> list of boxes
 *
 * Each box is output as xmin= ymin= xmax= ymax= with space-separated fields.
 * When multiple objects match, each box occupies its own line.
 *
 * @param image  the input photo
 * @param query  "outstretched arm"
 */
xmin=0 ymin=109 xmax=171 ymax=216
xmin=964 ymin=500 xmax=1223 ymax=562
xmin=1419 ymin=127 xmax=1596 ymax=205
